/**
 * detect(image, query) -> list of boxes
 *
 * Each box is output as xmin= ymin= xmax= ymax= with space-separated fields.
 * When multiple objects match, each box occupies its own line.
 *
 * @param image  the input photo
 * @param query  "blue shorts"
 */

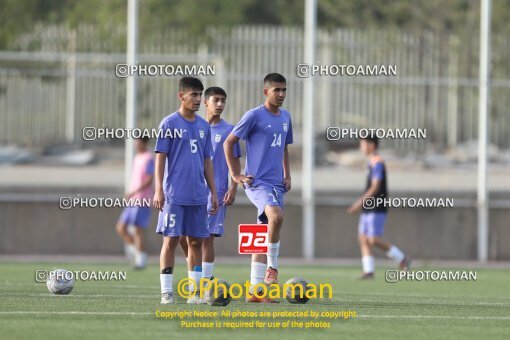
xmin=207 ymin=202 xmax=226 ymax=237
xmin=358 ymin=212 xmax=387 ymax=237
xmin=245 ymin=185 xmax=285 ymax=224
xmin=118 ymin=207 xmax=152 ymax=229
xmin=156 ymin=204 xmax=209 ymax=238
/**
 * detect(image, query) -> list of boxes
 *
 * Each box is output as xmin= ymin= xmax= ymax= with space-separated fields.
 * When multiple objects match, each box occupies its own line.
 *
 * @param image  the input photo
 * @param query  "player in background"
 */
xmin=179 ymin=87 xmax=242 ymax=283
xmin=347 ymin=135 xmax=410 ymax=279
xmin=224 ymin=73 xmax=293 ymax=303
xmin=153 ymin=77 xmax=219 ymax=304
xmin=116 ymin=136 xmax=154 ymax=269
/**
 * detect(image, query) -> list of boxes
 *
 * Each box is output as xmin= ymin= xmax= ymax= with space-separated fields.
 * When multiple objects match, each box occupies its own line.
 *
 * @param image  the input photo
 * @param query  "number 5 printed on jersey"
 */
xmin=164 ymin=213 xmax=176 ymax=228
xmin=190 ymin=139 xmax=198 ymax=153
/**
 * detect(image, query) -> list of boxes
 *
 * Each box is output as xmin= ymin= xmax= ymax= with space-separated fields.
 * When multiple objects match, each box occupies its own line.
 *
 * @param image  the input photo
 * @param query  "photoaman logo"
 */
xmin=177 ymin=277 xmax=333 ymax=300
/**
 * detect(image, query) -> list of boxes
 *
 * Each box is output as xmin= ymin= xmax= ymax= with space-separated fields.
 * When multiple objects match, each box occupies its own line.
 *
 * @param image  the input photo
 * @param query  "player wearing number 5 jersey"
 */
xmin=153 ymin=77 xmax=219 ymax=305
xmin=224 ymin=73 xmax=293 ymax=303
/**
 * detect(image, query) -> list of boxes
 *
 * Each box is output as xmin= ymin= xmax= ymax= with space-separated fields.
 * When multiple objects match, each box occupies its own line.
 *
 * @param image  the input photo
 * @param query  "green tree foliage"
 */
xmin=0 ymin=0 xmax=509 ymax=49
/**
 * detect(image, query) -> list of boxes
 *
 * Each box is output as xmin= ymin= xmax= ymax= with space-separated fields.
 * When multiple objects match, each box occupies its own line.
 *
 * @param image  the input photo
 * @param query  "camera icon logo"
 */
xmin=115 ymin=64 xmax=130 ymax=78
xmin=362 ymin=197 xmax=376 ymax=210
xmin=59 ymin=197 xmax=73 ymax=210
xmin=326 ymin=127 xmax=341 ymax=141
xmin=385 ymin=270 xmax=399 ymax=283
xmin=82 ymin=127 xmax=96 ymax=141
xmin=35 ymin=269 xmax=48 ymax=283
xmin=296 ymin=63 xmax=311 ymax=78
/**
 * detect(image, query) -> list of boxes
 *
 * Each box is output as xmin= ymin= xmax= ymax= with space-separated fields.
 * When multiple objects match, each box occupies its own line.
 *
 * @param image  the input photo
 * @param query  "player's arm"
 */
xmin=223 ymin=156 xmax=241 ymax=205
xmin=204 ymin=158 xmax=219 ymax=214
xmin=347 ymin=178 xmax=381 ymax=214
xmin=224 ymin=133 xmax=253 ymax=186
xmin=283 ymin=144 xmax=291 ymax=192
xmin=153 ymin=152 xmax=166 ymax=211
xmin=126 ymin=175 xmax=153 ymax=198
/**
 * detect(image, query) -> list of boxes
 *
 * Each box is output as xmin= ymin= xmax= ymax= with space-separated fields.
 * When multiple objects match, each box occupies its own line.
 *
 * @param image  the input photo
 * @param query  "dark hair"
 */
xmin=179 ymin=77 xmax=204 ymax=92
xmin=264 ymin=73 xmax=286 ymax=85
xmin=137 ymin=136 xmax=150 ymax=144
xmin=204 ymin=86 xmax=227 ymax=100
xmin=361 ymin=134 xmax=379 ymax=148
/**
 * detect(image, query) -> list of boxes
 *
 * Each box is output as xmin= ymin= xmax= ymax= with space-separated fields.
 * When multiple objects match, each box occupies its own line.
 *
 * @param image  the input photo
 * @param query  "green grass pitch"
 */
xmin=1 ymin=262 xmax=509 ymax=339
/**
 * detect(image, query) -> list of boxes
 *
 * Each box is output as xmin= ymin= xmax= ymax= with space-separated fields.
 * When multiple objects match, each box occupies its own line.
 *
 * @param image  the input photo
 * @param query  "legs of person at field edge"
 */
xmin=358 ymin=234 xmax=374 ymax=276
xmin=359 ymin=235 xmax=406 ymax=275
xmin=367 ymin=236 xmax=390 ymax=252
xmin=132 ymin=226 xmax=147 ymax=268
xmin=133 ymin=227 xmax=144 ymax=251
xmin=369 ymin=236 xmax=406 ymax=265
xmin=358 ymin=234 xmax=371 ymax=257
xmin=116 ymin=222 xmax=134 ymax=245
xmin=358 ymin=235 xmax=390 ymax=275
xmin=116 ymin=222 xmax=137 ymax=264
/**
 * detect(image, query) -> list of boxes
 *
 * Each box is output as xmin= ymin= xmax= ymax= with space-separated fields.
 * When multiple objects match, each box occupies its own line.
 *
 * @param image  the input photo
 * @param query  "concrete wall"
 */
xmin=1 ymin=196 xmax=508 ymax=260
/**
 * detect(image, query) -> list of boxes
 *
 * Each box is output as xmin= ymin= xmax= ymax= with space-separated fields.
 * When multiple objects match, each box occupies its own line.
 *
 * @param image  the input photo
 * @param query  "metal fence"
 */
xmin=1 ymin=24 xmax=509 ymax=152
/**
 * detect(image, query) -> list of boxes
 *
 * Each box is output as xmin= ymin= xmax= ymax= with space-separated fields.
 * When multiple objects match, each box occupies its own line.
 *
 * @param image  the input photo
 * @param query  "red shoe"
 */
xmin=264 ymin=267 xmax=279 ymax=285
xmin=246 ymin=292 xmax=278 ymax=303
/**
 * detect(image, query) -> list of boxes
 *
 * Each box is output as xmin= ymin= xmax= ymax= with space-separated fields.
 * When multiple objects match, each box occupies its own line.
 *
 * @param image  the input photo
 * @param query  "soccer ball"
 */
xmin=205 ymin=279 xmax=232 ymax=306
xmin=46 ymin=269 xmax=74 ymax=295
xmin=284 ymin=277 xmax=310 ymax=304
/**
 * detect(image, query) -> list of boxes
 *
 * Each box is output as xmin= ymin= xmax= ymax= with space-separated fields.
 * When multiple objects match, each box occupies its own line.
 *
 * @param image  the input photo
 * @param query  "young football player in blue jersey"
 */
xmin=153 ymin=77 xmax=219 ymax=304
xmin=180 ymin=87 xmax=242 ymax=285
xmin=224 ymin=73 xmax=293 ymax=303
xmin=347 ymin=135 xmax=410 ymax=279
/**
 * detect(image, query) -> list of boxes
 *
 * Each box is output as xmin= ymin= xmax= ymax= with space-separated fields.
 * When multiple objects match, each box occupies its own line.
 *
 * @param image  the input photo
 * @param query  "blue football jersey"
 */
xmin=155 ymin=111 xmax=212 ymax=205
xmin=209 ymin=119 xmax=242 ymax=198
xmin=232 ymin=104 xmax=293 ymax=190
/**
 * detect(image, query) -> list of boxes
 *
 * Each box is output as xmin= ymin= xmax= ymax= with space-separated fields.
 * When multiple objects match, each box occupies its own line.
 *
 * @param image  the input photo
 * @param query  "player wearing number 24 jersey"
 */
xmin=225 ymin=73 xmax=293 ymax=303
xmin=233 ymin=104 xmax=293 ymax=192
